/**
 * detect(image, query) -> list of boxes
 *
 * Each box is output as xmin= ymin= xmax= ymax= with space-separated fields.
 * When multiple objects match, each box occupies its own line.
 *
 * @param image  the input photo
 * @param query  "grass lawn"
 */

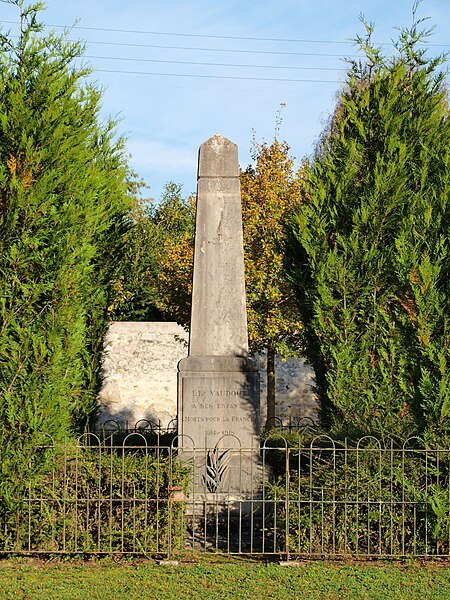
xmin=1 ymin=557 xmax=450 ymax=599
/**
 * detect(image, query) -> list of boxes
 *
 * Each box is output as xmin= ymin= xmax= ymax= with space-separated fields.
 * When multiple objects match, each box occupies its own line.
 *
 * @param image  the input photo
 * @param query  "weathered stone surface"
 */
xmin=96 ymin=141 xmax=319 ymax=448
xmin=255 ymin=352 xmax=318 ymax=425
xmin=97 ymin=321 xmax=187 ymax=429
xmin=97 ymin=323 xmax=319 ymax=431
xmin=197 ymin=133 xmax=239 ymax=178
xmin=178 ymin=357 xmax=260 ymax=449
xmin=189 ymin=134 xmax=248 ymax=357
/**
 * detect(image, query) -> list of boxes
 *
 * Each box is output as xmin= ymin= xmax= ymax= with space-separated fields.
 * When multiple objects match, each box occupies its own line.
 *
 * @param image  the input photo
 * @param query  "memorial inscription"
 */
xmin=179 ymin=374 xmax=259 ymax=448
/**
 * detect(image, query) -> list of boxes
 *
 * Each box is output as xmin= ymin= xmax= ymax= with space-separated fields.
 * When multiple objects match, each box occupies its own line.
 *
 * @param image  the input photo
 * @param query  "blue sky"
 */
xmin=1 ymin=1 xmax=449 ymax=200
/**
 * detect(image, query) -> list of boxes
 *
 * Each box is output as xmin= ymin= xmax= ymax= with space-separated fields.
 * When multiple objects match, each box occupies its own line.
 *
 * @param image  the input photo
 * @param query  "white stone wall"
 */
xmin=98 ymin=322 xmax=318 ymax=429
xmin=98 ymin=322 xmax=188 ymax=429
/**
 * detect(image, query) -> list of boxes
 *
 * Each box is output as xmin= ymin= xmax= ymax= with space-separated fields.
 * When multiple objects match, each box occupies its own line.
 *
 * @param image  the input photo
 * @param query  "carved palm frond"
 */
xmin=202 ymin=448 xmax=231 ymax=493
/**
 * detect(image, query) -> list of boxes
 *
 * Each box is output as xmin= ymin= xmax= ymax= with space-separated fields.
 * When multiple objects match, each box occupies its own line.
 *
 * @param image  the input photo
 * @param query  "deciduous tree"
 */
xmin=108 ymin=182 xmax=195 ymax=323
xmin=241 ymin=138 xmax=305 ymax=422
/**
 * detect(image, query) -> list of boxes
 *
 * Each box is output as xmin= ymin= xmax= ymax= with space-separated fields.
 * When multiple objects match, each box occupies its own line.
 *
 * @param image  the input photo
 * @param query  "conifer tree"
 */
xmin=0 ymin=1 xmax=133 ymax=509
xmin=291 ymin=9 xmax=450 ymax=441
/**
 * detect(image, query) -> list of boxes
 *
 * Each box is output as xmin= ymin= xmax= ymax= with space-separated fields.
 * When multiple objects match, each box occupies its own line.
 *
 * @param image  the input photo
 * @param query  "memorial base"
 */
xmin=177 ymin=355 xmax=262 ymax=497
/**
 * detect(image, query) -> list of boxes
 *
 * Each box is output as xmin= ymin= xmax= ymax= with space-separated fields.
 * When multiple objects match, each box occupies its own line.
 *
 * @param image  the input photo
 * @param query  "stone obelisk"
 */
xmin=178 ymin=134 xmax=260 ymax=455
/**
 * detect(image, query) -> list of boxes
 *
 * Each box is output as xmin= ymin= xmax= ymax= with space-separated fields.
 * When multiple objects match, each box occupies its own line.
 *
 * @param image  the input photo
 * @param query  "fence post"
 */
xmin=285 ymin=444 xmax=290 ymax=560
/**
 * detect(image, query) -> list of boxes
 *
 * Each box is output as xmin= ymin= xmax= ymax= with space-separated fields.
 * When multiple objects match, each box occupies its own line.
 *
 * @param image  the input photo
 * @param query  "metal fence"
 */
xmin=2 ymin=432 xmax=450 ymax=559
xmin=99 ymin=416 xmax=319 ymax=436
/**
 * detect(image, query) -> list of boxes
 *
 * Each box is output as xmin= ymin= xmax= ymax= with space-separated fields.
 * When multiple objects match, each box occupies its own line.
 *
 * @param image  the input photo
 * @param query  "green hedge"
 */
xmin=1 ymin=441 xmax=190 ymax=554
xmin=263 ymin=432 xmax=450 ymax=557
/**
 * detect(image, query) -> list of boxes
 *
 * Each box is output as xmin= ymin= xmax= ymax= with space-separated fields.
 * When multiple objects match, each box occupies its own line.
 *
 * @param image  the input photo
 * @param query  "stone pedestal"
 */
xmin=178 ymin=356 xmax=259 ymax=450
xmin=178 ymin=356 xmax=261 ymax=498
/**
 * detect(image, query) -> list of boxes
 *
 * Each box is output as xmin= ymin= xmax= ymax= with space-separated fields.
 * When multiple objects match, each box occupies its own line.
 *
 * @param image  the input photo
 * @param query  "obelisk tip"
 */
xmin=198 ymin=134 xmax=239 ymax=178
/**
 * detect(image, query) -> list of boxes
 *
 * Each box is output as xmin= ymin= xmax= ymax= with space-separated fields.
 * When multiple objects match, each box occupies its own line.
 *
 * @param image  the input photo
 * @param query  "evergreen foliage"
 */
xmin=1 ymin=441 xmax=190 ymax=554
xmin=0 ymin=2 xmax=133 ymax=509
xmin=290 ymin=11 xmax=450 ymax=441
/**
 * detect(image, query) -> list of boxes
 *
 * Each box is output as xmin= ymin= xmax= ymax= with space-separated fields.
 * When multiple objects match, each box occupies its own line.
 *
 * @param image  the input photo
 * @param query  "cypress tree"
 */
xmin=0 ymin=2 xmax=133 ymax=508
xmin=291 ymin=12 xmax=450 ymax=441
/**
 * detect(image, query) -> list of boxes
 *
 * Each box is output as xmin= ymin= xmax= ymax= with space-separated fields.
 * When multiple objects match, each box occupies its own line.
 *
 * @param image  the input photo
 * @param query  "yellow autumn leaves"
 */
xmin=6 ymin=153 xmax=36 ymax=189
xmin=240 ymin=139 xmax=306 ymax=356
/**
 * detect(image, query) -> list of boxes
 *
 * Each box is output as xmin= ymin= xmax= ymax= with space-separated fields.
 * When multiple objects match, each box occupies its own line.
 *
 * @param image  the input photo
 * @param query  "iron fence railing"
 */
xmin=263 ymin=416 xmax=319 ymax=433
xmin=2 ymin=433 xmax=450 ymax=559
xmin=98 ymin=416 xmax=319 ymax=436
